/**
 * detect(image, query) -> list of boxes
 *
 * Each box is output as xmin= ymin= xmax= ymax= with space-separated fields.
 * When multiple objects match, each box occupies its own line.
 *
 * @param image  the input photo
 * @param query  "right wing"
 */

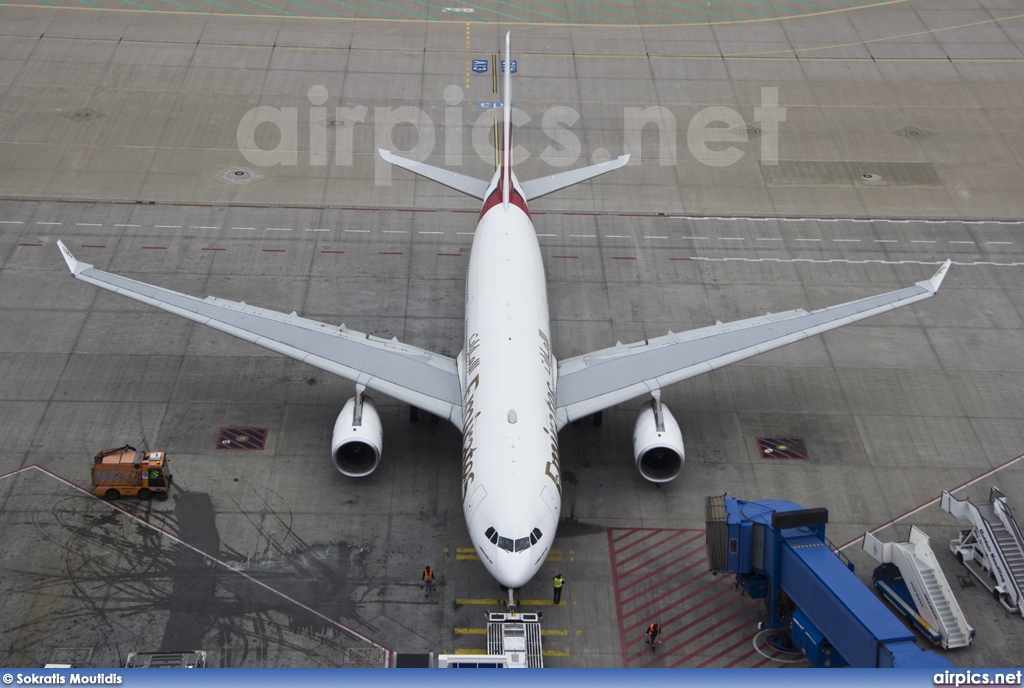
xmin=554 ymin=262 xmax=951 ymax=427
xmin=57 ymin=241 xmax=465 ymax=428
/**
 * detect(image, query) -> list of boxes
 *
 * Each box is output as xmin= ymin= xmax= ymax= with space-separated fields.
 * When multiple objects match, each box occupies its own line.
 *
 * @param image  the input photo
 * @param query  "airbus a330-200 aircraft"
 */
xmin=57 ymin=34 xmax=951 ymax=599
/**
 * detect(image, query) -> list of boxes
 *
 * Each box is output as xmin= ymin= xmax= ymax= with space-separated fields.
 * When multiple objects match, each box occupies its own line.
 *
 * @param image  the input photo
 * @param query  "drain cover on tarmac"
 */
xmin=756 ymin=438 xmax=808 ymax=460
xmin=216 ymin=427 xmax=268 ymax=450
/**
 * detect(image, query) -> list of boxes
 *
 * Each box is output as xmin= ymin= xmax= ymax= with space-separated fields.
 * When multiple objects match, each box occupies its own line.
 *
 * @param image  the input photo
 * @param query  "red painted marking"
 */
xmin=622 ymin=576 xmax=731 ymax=632
xmin=659 ymin=611 xmax=754 ymax=668
xmin=262 ymin=249 xmax=285 ymax=253
xmin=451 ymin=209 xmax=477 ymax=214
xmin=697 ymin=625 xmax=759 ymax=667
xmin=564 ymin=212 xmax=599 ymax=216
xmin=397 ymin=208 xmax=437 ymax=213
xmin=618 ymin=538 xmax=703 ymax=580
xmin=201 ymin=247 xmax=226 ymax=251
xmin=725 ymin=644 xmax=762 ymax=668
xmin=612 ymin=528 xmax=675 ymax=556
xmin=612 ymin=256 xmax=637 ymax=260
xmin=340 ymin=207 xmax=380 ymax=212
xmin=379 ymin=251 xmax=403 ymax=255
xmin=616 ymin=530 xmax=703 ymax=569
xmin=837 ymin=449 xmax=1024 ymax=551
xmin=618 ymin=556 xmax=708 ymax=606
xmin=620 ymin=555 xmax=710 ymax=606
xmin=320 ymin=250 xmax=345 ymax=254
xmin=18 ymin=243 xmax=42 ymax=247
xmin=608 ymin=528 xmax=631 ymax=671
xmin=437 ymin=253 xmax=462 ymax=257
xmin=610 ymin=527 xmax=642 ymax=544
xmin=141 ymin=246 xmax=166 ymax=250
xmin=618 ymin=542 xmax=708 ymax=593
xmin=669 ymin=257 xmax=692 ymax=261
xmin=552 ymin=255 xmax=578 ymax=259
xmin=81 ymin=245 xmax=106 ymax=248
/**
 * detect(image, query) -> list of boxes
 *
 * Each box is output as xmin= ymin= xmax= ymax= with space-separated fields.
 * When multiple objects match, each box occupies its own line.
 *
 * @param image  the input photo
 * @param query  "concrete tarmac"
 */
xmin=1 ymin=0 xmax=1024 ymax=669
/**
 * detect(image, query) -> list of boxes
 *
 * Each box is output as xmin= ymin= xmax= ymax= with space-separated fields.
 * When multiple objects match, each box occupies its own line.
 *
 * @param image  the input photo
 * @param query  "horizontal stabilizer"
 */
xmin=520 ymin=155 xmax=630 ymax=201
xmin=378 ymin=148 xmax=489 ymax=200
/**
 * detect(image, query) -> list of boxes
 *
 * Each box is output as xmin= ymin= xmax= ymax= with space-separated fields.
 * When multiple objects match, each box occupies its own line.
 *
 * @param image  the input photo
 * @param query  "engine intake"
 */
xmin=332 ymin=393 xmax=383 ymax=477
xmin=633 ymin=399 xmax=684 ymax=483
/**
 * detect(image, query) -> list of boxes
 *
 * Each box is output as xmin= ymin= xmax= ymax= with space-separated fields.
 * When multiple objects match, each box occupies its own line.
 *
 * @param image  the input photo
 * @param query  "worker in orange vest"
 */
xmin=422 ymin=565 xmax=435 ymax=598
xmin=646 ymin=623 xmax=661 ymax=652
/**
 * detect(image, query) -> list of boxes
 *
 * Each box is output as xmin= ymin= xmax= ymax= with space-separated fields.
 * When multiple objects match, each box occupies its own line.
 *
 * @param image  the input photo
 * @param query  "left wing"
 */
xmin=554 ymin=261 xmax=951 ymax=427
xmin=57 ymin=241 xmax=464 ymax=428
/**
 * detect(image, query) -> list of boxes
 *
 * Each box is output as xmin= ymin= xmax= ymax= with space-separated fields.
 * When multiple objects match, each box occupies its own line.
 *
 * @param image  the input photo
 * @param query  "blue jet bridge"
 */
xmin=704 ymin=495 xmax=953 ymax=668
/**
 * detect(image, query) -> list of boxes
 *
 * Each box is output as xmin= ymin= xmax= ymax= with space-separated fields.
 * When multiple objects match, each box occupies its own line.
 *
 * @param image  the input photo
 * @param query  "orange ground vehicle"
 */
xmin=92 ymin=445 xmax=173 ymax=500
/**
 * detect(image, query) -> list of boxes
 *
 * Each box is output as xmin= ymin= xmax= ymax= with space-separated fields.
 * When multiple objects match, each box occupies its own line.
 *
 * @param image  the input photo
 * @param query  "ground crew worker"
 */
xmin=646 ymin=623 xmax=661 ymax=652
xmin=552 ymin=573 xmax=565 ymax=604
xmin=422 ymin=565 xmax=434 ymax=598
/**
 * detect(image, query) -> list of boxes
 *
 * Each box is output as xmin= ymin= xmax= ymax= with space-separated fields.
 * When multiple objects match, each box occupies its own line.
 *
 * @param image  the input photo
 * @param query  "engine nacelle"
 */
xmin=632 ymin=399 xmax=685 ymax=483
xmin=331 ymin=394 xmax=383 ymax=477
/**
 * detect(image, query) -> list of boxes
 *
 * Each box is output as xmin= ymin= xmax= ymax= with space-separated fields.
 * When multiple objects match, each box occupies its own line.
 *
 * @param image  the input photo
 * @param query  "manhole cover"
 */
xmin=216 ymin=427 xmax=268 ymax=450
xmin=735 ymin=125 xmax=761 ymax=140
xmin=48 ymin=647 xmax=93 ymax=666
xmin=893 ymin=126 xmax=936 ymax=142
xmin=860 ymin=173 xmax=883 ymax=182
xmin=60 ymin=108 xmax=103 ymax=123
xmin=757 ymin=437 xmax=809 ymax=460
xmin=214 ymin=167 xmax=263 ymax=185
xmin=956 ymin=574 xmax=975 ymax=590
xmin=344 ymin=647 xmax=386 ymax=667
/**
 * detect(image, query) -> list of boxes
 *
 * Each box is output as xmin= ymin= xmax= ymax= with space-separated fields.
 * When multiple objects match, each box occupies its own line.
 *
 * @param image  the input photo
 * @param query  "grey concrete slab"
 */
xmin=2 ymin=0 xmax=1024 ymax=668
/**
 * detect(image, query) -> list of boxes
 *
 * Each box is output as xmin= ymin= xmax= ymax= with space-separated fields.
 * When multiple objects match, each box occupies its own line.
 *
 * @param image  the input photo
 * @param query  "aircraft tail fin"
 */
xmin=379 ymin=32 xmax=630 ymax=206
xmin=501 ymin=31 xmax=512 ymax=210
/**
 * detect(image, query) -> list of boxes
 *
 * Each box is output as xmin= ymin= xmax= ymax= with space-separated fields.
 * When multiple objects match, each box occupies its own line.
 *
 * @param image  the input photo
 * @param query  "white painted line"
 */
xmin=76 ymin=223 xmax=103 ymax=227
xmin=305 ymin=228 xmax=330 ymax=232
xmin=344 ymin=229 xmax=370 ymax=233
xmin=987 ymin=241 xmax=1013 ymax=245
xmin=10 ymin=464 xmax=394 ymax=664
xmin=834 ymin=239 xmax=861 ymax=243
xmin=156 ymin=225 xmax=183 ymax=229
xmin=0 ymin=220 xmax=24 ymax=224
xmin=911 ymin=240 xmax=936 ymax=244
xmin=267 ymin=227 xmax=293 ymax=231
xmin=645 ymin=236 xmax=668 ymax=240
xmin=383 ymin=230 xmax=407 ymax=234
xmin=949 ymin=241 xmax=976 ymax=245
xmin=756 ymin=238 xmax=782 ymax=241
xmin=192 ymin=226 xmax=218 ymax=230
xmin=456 ymin=232 xmax=475 ymax=235
xmin=36 ymin=221 xmax=62 ymax=225
xmin=874 ymin=240 xmax=898 ymax=243
xmin=606 ymin=235 xmax=630 ymax=238
xmin=419 ymin=231 xmax=444 ymax=235
xmin=537 ymin=233 xmax=556 ymax=237
xmin=719 ymin=237 xmax=744 ymax=241
xmin=231 ymin=227 xmax=255 ymax=231
xmin=569 ymin=234 xmax=596 ymax=238
xmin=795 ymin=238 xmax=821 ymax=242
xmin=838 ymin=451 xmax=1024 ymax=552
xmin=115 ymin=224 xmax=140 ymax=227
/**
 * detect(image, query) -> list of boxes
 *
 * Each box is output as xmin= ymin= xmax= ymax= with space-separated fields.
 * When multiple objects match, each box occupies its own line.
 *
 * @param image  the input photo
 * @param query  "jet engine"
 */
xmin=632 ymin=398 xmax=684 ymax=482
xmin=331 ymin=393 xmax=382 ymax=477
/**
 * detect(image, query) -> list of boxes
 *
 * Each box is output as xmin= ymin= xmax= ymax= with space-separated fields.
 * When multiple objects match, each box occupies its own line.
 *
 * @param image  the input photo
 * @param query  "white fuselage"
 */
xmin=460 ymin=172 xmax=561 ymax=589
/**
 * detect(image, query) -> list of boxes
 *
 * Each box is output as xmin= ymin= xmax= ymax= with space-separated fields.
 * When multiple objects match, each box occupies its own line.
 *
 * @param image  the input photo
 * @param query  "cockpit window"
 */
xmin=515 ymin=537 xmax=530 ymax=552
xmin=530 ymin=528 xmax=542 ymax=545
xmin=498 ymin=536 xmax=514 ymax=552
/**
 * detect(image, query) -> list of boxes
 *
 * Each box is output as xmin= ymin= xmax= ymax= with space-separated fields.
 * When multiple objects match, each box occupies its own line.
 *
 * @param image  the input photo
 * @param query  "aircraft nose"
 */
xmin=489 ymin=553 xmax=542 ymax=589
